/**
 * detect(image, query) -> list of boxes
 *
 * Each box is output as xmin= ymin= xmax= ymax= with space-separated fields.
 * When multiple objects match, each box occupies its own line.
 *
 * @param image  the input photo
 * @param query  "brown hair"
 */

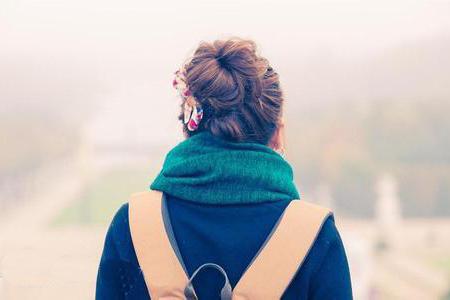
xmin=179 ymin=38 xmax=283 ymax=145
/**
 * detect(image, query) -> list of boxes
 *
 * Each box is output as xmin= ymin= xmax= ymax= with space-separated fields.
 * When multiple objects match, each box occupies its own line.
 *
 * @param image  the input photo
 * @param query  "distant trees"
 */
xmin=288 ymin=99 xmax=450 ymax=217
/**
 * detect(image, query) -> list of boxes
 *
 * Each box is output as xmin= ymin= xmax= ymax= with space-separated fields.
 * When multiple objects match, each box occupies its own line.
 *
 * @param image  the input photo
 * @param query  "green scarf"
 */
xmin=150 ymin=132 xmax=300 ymax=205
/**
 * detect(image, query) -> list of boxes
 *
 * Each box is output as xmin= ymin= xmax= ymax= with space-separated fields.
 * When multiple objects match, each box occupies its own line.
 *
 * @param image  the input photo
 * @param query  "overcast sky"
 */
xmin=1 ymin=0 xmax=449 ymax=122
xmin=2 ymin=0 xmax=450 ymax=58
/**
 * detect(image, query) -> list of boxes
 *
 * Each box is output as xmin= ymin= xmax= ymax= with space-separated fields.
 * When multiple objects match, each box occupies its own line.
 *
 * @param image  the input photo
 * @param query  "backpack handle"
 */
xmin=184 ymin=263 xmax=232 ymax=300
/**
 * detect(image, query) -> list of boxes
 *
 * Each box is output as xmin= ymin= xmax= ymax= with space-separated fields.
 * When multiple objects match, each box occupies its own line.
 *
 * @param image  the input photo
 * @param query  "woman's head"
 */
xmin=177 ymin=38 xmax=284 ymax=146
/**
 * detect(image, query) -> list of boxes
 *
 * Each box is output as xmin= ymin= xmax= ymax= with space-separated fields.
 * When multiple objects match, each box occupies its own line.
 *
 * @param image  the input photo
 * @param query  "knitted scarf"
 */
xmin=150 ymin=131 xmax=300 ymax=205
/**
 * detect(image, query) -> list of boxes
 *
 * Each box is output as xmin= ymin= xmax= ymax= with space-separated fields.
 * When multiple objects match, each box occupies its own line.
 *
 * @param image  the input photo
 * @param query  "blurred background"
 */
xmin=1 ymin=0 xmax=449 ymax=299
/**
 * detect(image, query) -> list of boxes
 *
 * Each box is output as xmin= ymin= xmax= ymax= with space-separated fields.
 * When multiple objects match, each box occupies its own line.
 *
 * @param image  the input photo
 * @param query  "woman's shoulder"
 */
xmin=112 ymin=202 xmax=129 ymax=221
xmin=109 ymin=202 xmax=130 ymax=235
xmin=105 ymin=203 xmax=136 ymax=260
xmin=309 ymin=213 xmax=343 ymax=260
xmin=286 ymin=201 xmax=341 ymax=256
xmin=305 ymin=213 xmax=349 ymax=279
xmin=317 ymin=214 xmax=340 ymax=245
xmin=305 ymin=214 xmax=353 ymax=298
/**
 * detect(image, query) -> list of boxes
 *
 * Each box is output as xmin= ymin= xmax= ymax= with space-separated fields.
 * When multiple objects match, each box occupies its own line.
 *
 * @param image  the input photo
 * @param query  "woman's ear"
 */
xmin=269 ymin=120 xmax=285 ymax=155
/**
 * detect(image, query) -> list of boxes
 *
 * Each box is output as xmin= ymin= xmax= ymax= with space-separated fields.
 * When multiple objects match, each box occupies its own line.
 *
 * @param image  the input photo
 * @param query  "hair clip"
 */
xmin=184 ymin=99 xmax=203 ymax=131
xmin=173 ymin=68 xmax=203 ymax=131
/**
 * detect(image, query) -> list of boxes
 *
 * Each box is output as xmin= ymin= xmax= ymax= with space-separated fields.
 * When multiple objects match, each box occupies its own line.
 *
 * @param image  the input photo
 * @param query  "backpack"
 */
xmin=129 ymin=190 xmax=331 ymax=300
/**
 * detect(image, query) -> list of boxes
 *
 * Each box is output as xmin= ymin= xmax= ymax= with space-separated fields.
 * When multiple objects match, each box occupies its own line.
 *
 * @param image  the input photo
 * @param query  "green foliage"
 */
xmin=365 ymin=100 xmax=450 ymax=164
xmin=288 ymin=99 xmax=450 ymax=217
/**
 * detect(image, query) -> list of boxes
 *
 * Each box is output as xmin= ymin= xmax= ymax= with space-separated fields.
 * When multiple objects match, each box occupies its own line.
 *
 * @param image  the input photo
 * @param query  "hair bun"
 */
xmin=214 ymin=39 xmax=267 ymax=79
xmin=181 ymin=38 xmax=283 ymax=144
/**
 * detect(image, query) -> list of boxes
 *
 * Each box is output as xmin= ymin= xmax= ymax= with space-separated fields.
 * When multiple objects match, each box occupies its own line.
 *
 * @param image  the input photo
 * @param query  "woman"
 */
xmin=96 ymin=38 xmax=352 ymax=299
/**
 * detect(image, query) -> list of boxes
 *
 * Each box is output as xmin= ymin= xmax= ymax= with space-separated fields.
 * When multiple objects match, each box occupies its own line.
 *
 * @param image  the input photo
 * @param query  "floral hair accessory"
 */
xmin=173 ymin=68 xmax=203 ymax=131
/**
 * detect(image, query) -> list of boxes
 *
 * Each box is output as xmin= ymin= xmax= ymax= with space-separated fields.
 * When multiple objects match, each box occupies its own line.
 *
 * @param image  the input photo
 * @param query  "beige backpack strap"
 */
xmin=233 ymin=200 xmax=332 ymax=300
xmin=128 ymin=190 xmax=190 ymax=299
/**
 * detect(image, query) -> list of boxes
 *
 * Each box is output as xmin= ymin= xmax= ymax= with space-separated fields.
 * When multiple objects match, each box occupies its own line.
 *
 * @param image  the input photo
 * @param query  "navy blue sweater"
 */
xmin=96 ymin=195 xmax=352 ymax=299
